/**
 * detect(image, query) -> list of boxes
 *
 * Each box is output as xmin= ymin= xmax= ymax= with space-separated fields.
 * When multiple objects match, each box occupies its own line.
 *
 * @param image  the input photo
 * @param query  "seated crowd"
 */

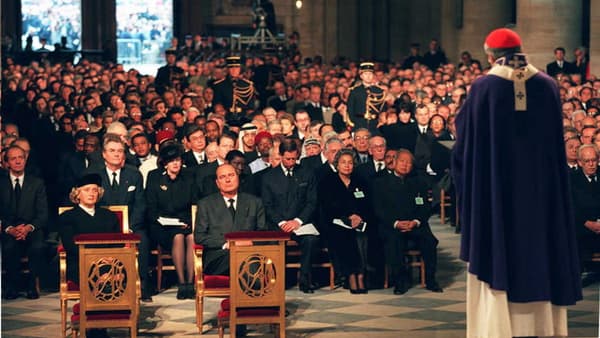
xmin=1 ymin=41 xmax=599 ymax=306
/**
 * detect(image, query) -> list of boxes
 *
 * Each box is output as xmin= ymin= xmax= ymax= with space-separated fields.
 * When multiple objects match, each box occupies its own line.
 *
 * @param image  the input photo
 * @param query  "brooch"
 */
xmin=160 ymin=185 xmax=168 ymax=191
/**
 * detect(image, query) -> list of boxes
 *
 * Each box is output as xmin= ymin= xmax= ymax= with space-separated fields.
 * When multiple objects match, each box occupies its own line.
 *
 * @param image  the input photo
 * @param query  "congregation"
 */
xmin=1 ymin=36 xmax=599 ymax=308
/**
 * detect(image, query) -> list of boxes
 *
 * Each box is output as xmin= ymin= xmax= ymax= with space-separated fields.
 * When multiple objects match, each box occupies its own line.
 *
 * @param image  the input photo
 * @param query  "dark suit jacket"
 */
xmin=303 ymin=103 xmax=324 ymax=122
xmin=0 ymin=174 xmax=48 ymax=231
xmin=372 ymin=173 xmax=431 ymax=238
xmin=569 ymin=170 xmax=600 ymax=239
xmin=58 ymin=206 xmax=120 ymax=281
xmin=261 ymin=164 xmax=318 ymax=228
xmin=379 ymin=122 xmax=418 ymax=152
xmin=194 ymin=161 xmax=220 ymax=198
xmin=194 ymin=192 xmax=266 ymax=250
xmin=266 ymin=95 xmax=289 ymax=112
xmin=355 ymin=160 xmax=388 ymax=188
xmin=546 ymin=60 xmax=577 ymax=77
xmin=182 ymin=150 xmax=206 ymax=168
xmin=300 ymin=154 xmax=325 ymax=173
xmin=86 ymin=164 xmax=146 ymax=231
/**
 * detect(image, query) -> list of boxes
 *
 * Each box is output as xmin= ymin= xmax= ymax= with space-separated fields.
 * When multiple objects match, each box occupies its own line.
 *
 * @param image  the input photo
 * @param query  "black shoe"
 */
xmin=358 ymin=288 xmax=368 ymax=294
xmin=349 ymin=288 xmax=360 ymax=294
xmin=581 ymin=273 xmax=600 ymax=288
xmin=186 ymin=283 xmax=196 ymax=299
xmin=393 ymin=280 xmax=409 ymax=295
xmin=426 ymin=282 xmax=444 ymax=293
xmin=299 ymin=283 xmax=314 ymax=294
xmin=26 ymin=289 xmax=39 ymax=299
xmin=176 ymin=284 xmax=187 ymax=300
xmin=3 ymin=289 xmax=18 ymax=300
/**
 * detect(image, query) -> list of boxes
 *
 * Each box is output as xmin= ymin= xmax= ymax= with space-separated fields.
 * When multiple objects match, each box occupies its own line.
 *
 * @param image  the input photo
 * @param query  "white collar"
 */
xmin=78 ymin=204 xmax=96 ymax=216
xmin=10 ymin=172 xmax=25 ymax=185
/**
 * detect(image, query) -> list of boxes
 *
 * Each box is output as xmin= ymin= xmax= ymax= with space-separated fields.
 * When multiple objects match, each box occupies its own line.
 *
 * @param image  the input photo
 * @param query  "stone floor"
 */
xmin=2 ymin=217 xmax=599 ymax=337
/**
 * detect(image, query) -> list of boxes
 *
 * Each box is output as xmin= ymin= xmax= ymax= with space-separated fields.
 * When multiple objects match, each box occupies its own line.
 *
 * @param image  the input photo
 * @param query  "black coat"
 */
xmin=58 ymin=206 xmax=120 ymax=281
xmin=261 ymin=164 xmax=317 ymax=228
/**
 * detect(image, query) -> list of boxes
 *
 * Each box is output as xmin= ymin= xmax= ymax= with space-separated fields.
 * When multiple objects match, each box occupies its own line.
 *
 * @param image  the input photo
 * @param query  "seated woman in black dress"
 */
xmin=146 ymin=142 xmax=197 ymax=299
xmin=319 ymin=149 xmax=373 ymax=294
xmin=58 ymin=173 xmax=120 ymax=282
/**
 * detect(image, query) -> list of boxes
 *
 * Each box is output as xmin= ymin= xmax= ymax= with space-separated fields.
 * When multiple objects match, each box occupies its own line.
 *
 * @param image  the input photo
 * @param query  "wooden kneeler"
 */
xmin=72 ymin=233 xmax=141 ymax=338
xmin=217 ymin=231 xmax=290 ymax=338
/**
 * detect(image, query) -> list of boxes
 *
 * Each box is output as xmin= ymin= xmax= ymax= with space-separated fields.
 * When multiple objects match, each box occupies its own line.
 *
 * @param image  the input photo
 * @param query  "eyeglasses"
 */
xmin=580 ymin=158 xmax=598 ymax=164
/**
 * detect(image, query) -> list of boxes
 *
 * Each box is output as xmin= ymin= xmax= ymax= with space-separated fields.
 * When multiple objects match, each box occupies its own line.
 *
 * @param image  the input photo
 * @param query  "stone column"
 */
xmin=589 ymin=0 xmax=600 ymax=77
xmin=516 ymin=0 xmax=582 ymax=71
xmin=442 ymin=0 xmax=511 ymax=67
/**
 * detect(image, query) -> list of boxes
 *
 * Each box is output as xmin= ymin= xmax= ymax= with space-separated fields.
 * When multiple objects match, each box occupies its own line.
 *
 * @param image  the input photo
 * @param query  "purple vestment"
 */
xmin=452 ymin=57 xmax=582 ymax=306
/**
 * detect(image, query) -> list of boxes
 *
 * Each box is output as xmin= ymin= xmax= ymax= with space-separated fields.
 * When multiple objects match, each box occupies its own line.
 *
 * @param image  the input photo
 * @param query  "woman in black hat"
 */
xmin=58 ymin=173 xmax=121 ymax=282
xmin=146 ymin=142 xmax=197 ymax=299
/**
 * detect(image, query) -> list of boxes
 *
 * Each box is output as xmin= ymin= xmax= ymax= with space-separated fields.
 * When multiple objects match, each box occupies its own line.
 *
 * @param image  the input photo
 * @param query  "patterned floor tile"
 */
xmin=346 ymin=316 xmax=444 ymax=330
xmin=326 ymin=304 xmax=418 ymax=317
xmin=392 ymin=309 xmax=466 ymax=323
xmin=1 ymin=218 xmax=597 ymax=337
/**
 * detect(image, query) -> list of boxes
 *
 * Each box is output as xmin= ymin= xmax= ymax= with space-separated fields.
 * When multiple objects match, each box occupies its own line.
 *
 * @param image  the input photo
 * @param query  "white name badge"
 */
xmin=354 ymin=190 xmax=365 ymax=198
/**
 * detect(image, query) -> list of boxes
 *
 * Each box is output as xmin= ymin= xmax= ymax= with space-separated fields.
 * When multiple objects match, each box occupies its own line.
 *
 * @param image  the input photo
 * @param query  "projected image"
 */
xmin=21 ymin=0 xmax=81 ymax=51
xmin=116 ymin=0 xmax=173 ymax=65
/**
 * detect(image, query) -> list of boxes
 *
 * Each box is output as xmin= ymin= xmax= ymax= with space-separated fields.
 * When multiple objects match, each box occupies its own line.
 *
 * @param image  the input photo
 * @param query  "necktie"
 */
xmin=377 ymin=162 xmax=384 ymax=172
xmin=590 ymin=175 xmax=597 ymax=183
xmin=14 ymin=178 xmax=21 ymax=207
xmin=228 ymin=198 xmax=236 ymax=218
xmin=111 ymin=172 xmax=118 ymax=189
xmin=287 ymin=170 xmax=293 ymax=178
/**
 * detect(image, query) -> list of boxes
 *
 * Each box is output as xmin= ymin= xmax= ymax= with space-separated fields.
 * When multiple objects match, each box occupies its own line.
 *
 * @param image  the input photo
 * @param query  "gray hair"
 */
xmin=324 ymin=137 xmax=343 ymax=152
xmin=577 ymin=144 xmax=599 ymax=160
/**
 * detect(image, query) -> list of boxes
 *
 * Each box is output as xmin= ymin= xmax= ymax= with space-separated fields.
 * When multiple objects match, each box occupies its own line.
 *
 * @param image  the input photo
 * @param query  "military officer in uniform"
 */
xmin=212 ymin=56 xmax=256 ymax=127
xmin=155 ymin=49 xmax=185 ymax=95
xmin=347 ymin=62 xmax=386 ymax=134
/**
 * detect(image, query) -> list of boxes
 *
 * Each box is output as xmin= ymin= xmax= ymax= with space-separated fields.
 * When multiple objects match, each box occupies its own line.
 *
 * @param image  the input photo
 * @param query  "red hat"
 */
xmin=484 ymin=28 xmax=521 ymax=50
xmin=155 ymin=130 xmax=175 ymax=145
xmin=254 ymin=131 xmax=273 ymax=144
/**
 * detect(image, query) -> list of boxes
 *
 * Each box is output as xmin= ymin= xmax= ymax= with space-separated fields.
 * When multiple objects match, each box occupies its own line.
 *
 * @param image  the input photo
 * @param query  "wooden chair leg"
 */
xmin=440 ymin=190 xmax=446 ymax=224
xmin=156 ymin=258 xmax=163 ymax=292
xmin=218 ymin=319 xmax=224 ymax=338
xmin=197 ymin=296 xmax=204 ymax=334
xmin=279 ymin=323 xmax=285 ymax=338
xmin=420 ymin=260 xmax=426 ymax=288
xmin=329 ymin=265 xmax=335 ymax=289
xmin=61 ymin=299 xmax=68 ymax=338
xmin=383 ymin=265 xmax=389 ymax=289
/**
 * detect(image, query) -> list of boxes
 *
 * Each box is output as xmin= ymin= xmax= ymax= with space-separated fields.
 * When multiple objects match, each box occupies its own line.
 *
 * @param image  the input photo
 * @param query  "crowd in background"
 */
xmin=1 ymin=36 xmax=599 ymax=299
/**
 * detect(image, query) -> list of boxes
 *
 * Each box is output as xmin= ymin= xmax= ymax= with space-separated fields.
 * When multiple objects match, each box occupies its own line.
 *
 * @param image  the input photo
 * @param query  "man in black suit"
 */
xmin=546 ymin=47 xmax=577 ymax=77
xmin=303 ymin=84 xmax=324 ymax=122
xmin=261 ymin=138 xmax=320 ymax=293
xmin=355 ymin=135 xmax=387 ymax=184
xmin=373 ymin=149 xmax=443 ymax=294
xmin=1 ymin=145 xmax=48 ymax=299
xmin=292 ymin=110 xmax=311 ymax=142
xmin=569 ymin=144 xmax=600 ymax=286
xmin=182 ymin=125 xmax=207 ymax=168
xmin=195 ymin=163 xmax=266 ymax=275
xmin=86 ymin=134 xmax=153 ymax=301
xmin=266 ymin=81 xmax=289 ymax=112
xmin=194 ymin=132 xmax=236 ymax=198
xmin=155 ymin=49 xmax=185 ymax=95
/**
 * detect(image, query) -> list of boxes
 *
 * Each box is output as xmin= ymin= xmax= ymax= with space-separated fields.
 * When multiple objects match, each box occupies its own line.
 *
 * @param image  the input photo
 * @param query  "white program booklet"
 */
xmin=291 ymin=223 xmax=320 ymax=236
xmin=157 ymin=217 xmax=186 ymax=227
